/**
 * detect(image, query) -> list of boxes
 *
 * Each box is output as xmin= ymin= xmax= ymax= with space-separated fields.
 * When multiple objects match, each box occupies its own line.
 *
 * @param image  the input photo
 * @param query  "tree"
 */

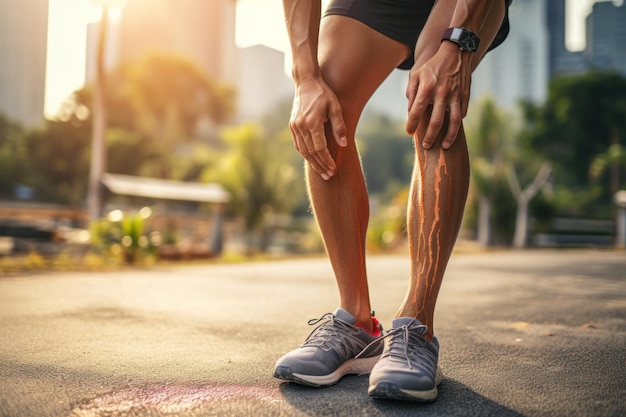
xmin=357 ymin=111 xmax=414 ymax=199
xmin=590 ymin=143 xmax=626 ymax=194
xmin=0 ymin=114 xmax=27 ymax=199
xmin=529 ymin=71 xmax=626 ymax=217
xmin=203 ymin=123 xmax=305 ymax=252
xmin=465 ymin=97 xmax=513 ymax=246
xmin=60 ymin=52 xmax=236 ymax=180
xmin=24 ymin=119 xmax=92 ymax=205
xmin=506 ymin=162 xmax=552 ymax=248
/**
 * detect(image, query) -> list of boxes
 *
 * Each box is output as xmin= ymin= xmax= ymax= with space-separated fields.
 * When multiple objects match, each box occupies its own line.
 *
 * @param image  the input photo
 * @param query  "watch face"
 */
xmin=459 ymin=31 xmax=479 ymax=52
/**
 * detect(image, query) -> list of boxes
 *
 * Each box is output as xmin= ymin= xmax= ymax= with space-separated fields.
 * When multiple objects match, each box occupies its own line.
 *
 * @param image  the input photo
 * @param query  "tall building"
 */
xmin=585 ymin=1 xmax=626 ymax=74
xmin=471 ymin=0 xmax=549 ymax=108
xmin=0 ymin=0 xmax=49 ymax=127
xmin=547 ymin=0 xmax=570 ymax=76
xmin=237 ymin=45 xmax=293 ymax=121
xmin=115 ymin=0 xmax=237 ymax=85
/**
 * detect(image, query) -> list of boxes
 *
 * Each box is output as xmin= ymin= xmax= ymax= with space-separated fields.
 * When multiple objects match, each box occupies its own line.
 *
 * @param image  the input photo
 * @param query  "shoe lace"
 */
xmin=301 ymin=313 xmax=361 ymax=355
xmin=357 ymin=322 xmax=429 ymax=370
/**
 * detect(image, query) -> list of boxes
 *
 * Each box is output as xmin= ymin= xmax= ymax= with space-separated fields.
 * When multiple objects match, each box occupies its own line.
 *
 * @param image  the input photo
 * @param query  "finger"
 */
xmin=328 ymin=102 xmax=347 ymax=147
xmin=422 ymin=102 xmax=447 ymax=149
xmin=442 ymin=102 xmax=462 ymax=149
xmin=304 ymin=143 xmax=331 ymax=181
xmin=406 ymin=73 xmax=418 ymax=112
xmin=406 ymin=84 xmax=433 ymax=135
xmin=309 ymin=128 xmax=336 ymax=178
xmin=289 ymin=123 xmax=301 ymax=153
xmin=292 ymin=123 xmax=329 ymax=179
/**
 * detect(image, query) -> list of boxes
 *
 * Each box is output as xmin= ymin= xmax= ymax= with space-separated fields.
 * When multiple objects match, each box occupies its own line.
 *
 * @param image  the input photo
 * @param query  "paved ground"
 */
xmin=0 ymin=249 xmax=625 ymax=417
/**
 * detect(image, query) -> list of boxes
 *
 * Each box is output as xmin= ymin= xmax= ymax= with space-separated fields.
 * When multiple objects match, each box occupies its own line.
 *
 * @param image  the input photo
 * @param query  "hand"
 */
xmin=289 ymin=77 xmax=347 ymax=180
xmin=405 ymin=42 xmax=473 ymax=150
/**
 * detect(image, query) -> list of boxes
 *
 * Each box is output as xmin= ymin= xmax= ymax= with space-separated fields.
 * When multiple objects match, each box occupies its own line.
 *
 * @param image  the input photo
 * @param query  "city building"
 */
xmin=549 ymin=0 xmax=626 ymax=78
xmin=115 ymin=0 xmax=238 ymax=85
xmin=237 ymin=45 xmax=293 ymax=121
xmin=0 ymin=0 xmax=49 ymax=127
xmin=471 ymin=0 xmax=549 ymax=109
xmin=585 ymin=1 xmax=626 ymax=74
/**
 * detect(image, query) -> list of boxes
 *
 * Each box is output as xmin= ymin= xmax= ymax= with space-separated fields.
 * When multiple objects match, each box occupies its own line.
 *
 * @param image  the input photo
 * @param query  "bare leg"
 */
xmin=309 ymin=16 xmax=409 ymax=331
xmin=396 ymin=0 xmax=506 ymax=335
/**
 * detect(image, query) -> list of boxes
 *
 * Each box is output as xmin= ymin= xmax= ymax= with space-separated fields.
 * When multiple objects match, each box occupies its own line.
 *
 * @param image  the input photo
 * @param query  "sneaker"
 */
xmin=273 ymin=308 xmax=383 ymax=387
xmin=367 ymin=317 xmax=443 ymax=402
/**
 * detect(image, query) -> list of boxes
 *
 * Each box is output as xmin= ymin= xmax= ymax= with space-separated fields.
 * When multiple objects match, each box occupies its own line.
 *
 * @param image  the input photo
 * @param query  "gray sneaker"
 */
xmin=273 ymin=308 xmax=383 ymax=387
xmin=368 ymin=317 xmax=443 ymax=402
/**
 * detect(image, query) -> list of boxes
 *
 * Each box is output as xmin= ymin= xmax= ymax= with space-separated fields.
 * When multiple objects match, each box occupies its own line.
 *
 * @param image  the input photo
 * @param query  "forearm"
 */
xmin=413 ymin=0 xmax=496 ymax=67
xmin=448 ymin=0 xmax=496 ymax=33
xmin=282 ymin=0 xmax=322 ymax=83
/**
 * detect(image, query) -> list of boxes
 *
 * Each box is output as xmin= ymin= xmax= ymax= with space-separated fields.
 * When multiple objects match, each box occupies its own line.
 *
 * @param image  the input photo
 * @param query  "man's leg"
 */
xmin=368 ymin=0 xmax=507 ymax=402
xmin=309 ymin=15 xmax=410 ymax=330
xmin=273 ymin=14 xmax=410 ymax=387
xmin=397 ymin=0 xmax=507 ymax=336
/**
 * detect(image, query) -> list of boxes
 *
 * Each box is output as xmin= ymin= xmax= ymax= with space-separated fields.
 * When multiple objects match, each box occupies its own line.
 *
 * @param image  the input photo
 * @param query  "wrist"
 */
xmin=441 ymin=27 xmax=480 ymax=52
xmin=293 ymin=69 xmax=322 ymax=85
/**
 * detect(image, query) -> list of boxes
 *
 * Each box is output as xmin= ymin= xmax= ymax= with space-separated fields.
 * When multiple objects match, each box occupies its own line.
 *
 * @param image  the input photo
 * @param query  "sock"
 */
xmin=355 ymin=316 xmax=382 ymax=337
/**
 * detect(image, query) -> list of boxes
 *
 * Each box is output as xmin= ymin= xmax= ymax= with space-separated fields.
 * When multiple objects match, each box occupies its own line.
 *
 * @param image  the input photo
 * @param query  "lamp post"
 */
xmin=86 ymin=0 xmax=126 ymax=222
xmin=615 ymin=191 xmax=626 ymax=248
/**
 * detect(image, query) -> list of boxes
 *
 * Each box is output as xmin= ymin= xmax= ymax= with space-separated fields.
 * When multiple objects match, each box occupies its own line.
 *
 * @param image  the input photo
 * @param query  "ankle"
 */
xmin=354 ymin=316 xmax=381 ymax=337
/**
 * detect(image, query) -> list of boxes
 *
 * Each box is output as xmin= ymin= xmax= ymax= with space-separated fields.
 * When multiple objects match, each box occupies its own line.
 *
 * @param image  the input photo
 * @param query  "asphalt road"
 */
xmin=1 ymin=249 xmax=625 ymax=417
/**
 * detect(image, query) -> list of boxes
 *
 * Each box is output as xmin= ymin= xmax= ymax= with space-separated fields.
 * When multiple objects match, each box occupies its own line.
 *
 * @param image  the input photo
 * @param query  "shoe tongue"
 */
xmin=392 ymin=317 xmax=424 ymax=329
xmin=333 ymin=308 xmax=356 ymax=324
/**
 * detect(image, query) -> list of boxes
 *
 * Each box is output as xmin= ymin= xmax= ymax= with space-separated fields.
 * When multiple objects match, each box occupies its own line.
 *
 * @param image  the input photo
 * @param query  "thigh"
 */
xmin=318 ymin=15 xmax=410 ymax=132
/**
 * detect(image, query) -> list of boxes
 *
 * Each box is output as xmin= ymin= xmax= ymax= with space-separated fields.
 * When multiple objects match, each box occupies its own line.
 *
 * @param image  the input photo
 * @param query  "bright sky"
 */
xmin=44 ymin=0 xmax=602 ymax=117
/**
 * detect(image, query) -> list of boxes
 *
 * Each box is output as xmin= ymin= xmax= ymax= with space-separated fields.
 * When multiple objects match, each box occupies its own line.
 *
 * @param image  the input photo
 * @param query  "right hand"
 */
xmin=289 ymin=77 xmax=347 ymax=180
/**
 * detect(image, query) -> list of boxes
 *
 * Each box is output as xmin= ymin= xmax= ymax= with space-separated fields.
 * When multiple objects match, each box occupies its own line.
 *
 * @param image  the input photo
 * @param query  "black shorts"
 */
xmin=324 ymin=0 xmax=512 ymax=70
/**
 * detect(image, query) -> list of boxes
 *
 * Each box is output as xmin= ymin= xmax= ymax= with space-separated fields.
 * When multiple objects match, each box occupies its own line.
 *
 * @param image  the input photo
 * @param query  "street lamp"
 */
xmin=86 ymin=0 xmax=127 ymax=222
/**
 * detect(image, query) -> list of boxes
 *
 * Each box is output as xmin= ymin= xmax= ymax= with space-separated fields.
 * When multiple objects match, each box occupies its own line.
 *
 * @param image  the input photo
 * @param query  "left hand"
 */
xmin=405 ymin=42 xmax=473 ymax=150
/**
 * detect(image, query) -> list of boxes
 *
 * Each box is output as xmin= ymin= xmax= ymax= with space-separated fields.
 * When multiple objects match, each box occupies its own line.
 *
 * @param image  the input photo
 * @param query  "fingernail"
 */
xmin=327 ymin=170 xmax=335 ymax=178
xmin=321 ymin=173 xmax=330 ymax=180
xmin=340 ymin=136 xmax=347 ymax=146
xmin=442 ymin=141 xmax=451 ymax=149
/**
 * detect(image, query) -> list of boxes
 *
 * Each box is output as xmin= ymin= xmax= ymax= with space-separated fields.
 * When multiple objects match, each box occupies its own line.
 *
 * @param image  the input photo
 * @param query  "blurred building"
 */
xmin=0 ymin=0 xmax=49 ymax=127
xmin=237 ymin=45 xmax=293 ymax=121
xmin=550 ymin=0 xmax=626 ymax=78
xmin=113 ymin=0 xmax=237 ymax=84
xmin=473 ymin=0 xmax=626 ymax=109
xmin=471 ymin=0 xmax=549 ymax=108
xmin=585 ymin=1 xmax=626 ymax=74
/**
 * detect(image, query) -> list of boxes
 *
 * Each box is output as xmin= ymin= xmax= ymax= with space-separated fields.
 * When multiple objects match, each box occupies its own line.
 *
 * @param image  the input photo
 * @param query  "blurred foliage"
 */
xmin=366 ymin=188 xmax=409 ymax=252
xmin=202 ymin=123 xmax=305 ymax=251
xmin=1 ymin=69 xmax=625 ymax=254
xmin=523 ymin=71 xmax=626 ymax=218
xmin=357 ymin=111 xmax=414 ymax=200
xmin=0 ymin=114 xmax=28 ymax=199
xmin=23 ymin=119 xmax=92 ymax=205
xmin=59 ymin=51 xmax=236 ymax=180
xmin=1 ymin=52 xmax=236 ymax=206
xmin=90 ymin=208 xmax=158 ymax=264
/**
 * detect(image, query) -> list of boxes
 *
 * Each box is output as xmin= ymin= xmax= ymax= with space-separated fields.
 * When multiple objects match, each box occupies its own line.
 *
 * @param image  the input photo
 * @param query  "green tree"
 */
xmin=465 ymin=97 xmax=514 ymax=246
xmin=357 ymin=111 xmax=414 ymax=199
xmin=60 ymin=52 xmax=236 ymax=180
xmin=23 ymin=119 xmax=92 ymax=205
xmin=203 ymin=123 xmax=305 ymax=252
xmin=529 ymin=71 xmax=626 ymax=217
xmin=590 ymin=143 xmax=626 ymax=194
xmin=0 ymin=114 xmax=27 ymax=199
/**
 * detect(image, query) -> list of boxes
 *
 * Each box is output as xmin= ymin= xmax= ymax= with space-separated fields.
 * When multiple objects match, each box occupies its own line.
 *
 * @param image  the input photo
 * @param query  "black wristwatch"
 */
xmin=441 ymin=27 xmax=480 ymax=52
